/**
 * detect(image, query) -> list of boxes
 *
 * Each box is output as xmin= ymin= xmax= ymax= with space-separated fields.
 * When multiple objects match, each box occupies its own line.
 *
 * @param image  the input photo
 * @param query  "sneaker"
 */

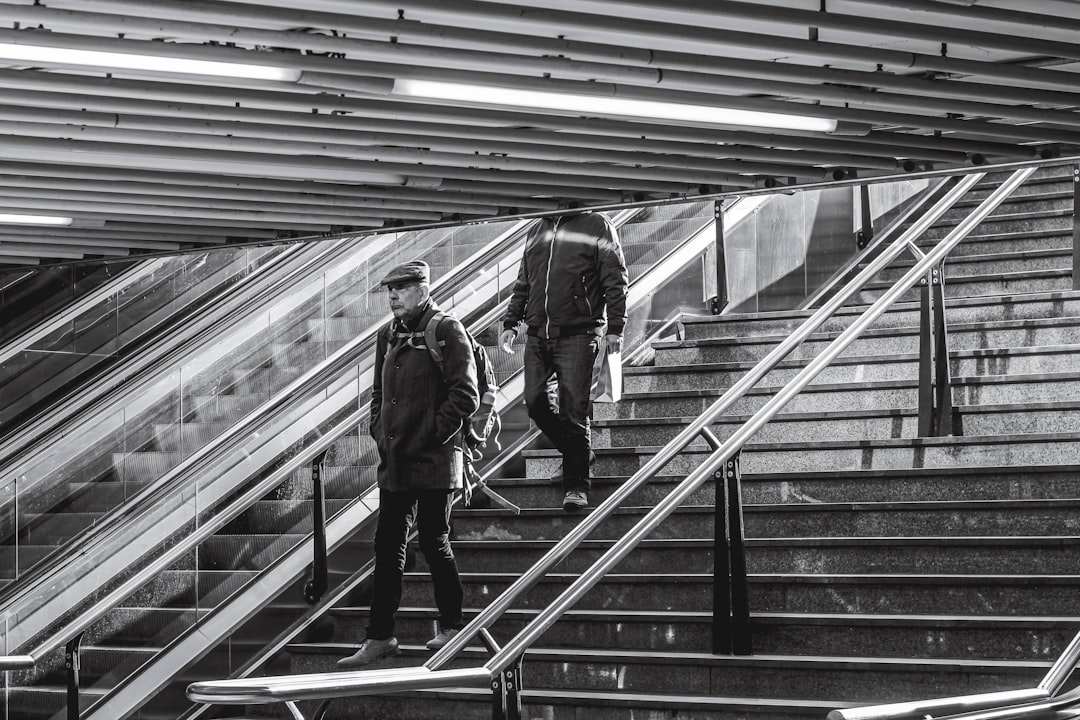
xmin=336 ymin=637 xmax=399 ymax=668
xmin=563 ymin=490 xmax=588 ymax=512
xmin=426 ymin=627 xmax=461 ymax=650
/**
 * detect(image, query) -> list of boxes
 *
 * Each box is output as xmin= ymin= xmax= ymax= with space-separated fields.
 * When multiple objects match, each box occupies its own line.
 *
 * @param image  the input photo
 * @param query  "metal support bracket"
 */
xmin=491 ymin=654 xmax=524 ymax=720
xmin=66 ymin=633 xmax=84 ymax=720
xmin=305 ymin=449 xmax=330 ymax=604
xmin=712 ymin=451 xmax=752 ymax=656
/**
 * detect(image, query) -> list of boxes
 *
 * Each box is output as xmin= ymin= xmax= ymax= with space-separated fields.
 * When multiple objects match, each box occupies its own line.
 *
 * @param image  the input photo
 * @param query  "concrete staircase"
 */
xmin=279 ymin=165 xmax=1080 ymax=719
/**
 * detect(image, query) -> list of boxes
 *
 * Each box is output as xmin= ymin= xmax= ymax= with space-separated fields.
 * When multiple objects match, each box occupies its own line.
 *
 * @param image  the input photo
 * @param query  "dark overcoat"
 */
xmin=370 ymin=301 xmax=479 ymax=491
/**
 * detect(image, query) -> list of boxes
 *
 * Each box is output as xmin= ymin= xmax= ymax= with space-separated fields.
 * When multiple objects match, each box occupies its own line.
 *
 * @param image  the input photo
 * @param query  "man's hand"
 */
xmin=499 ymin=328 xmax=517 ymax=354
xmin=605 ymin=334 xmax=623 ymax=354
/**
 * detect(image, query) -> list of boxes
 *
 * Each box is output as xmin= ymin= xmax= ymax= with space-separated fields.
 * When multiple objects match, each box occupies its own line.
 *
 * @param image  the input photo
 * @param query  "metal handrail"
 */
xmin=0 ymin=655 xmax=34 ymax=670
xmin=189 ymin=168 xmax=1042 ymax=710
xmin=830 ymin=623 xmax=1080 ymax=720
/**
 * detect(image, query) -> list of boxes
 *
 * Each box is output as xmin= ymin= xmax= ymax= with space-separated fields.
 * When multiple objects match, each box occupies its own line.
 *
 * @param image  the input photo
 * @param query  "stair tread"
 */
xmin=291 ymin=641 xmax=1049 ymax=669
xmin=438 ymin=571 xmax=1080 ymax=585
xmin=340 ymin=606 xmax=1080 ymax=626
xmin=691 ymin=289 xmax=1080 ymax=325
xmin=593 ymin=400 xmax=1080 ymax=425
xmin=664 ymin=315 xmax=1080 ymax=349
xmin=633 ymin=343 xmax=1080 ymax=375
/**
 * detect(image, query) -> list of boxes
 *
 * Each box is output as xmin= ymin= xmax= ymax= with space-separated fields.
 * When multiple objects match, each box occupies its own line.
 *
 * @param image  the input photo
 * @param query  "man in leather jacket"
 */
xmin=499 ymin=212 xmax=629 ymax=511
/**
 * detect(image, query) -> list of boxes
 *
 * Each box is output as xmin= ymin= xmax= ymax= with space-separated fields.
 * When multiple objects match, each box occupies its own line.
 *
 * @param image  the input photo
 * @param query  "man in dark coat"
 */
xmin=338 ymin=260 xmax=479 ymax=668
xmin=499 ymin=212 xmax=628 ymax=512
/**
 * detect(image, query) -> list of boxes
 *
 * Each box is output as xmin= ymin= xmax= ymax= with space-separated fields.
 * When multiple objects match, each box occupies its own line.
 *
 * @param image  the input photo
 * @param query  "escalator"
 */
xmin=3 ymin=202 xmax=722 ymax=720
xmin=0 ymin=245 xmax=287 ymax=441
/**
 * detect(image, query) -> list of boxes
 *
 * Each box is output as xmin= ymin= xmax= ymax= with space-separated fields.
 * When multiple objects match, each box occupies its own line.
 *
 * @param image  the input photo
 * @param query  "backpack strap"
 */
xmin=424 ymin=310 xmax=449 ymax=370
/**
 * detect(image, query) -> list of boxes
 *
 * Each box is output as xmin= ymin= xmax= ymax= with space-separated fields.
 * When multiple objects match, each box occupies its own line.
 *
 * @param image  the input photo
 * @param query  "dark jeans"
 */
xmin=523 ymin=332 xmax=600 ymax=493
xmin=366 ymin=488 xmax=463 ymax=640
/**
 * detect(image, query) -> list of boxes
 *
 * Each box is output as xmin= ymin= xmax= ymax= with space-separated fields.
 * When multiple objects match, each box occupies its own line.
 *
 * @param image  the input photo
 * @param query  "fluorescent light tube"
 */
xmin=0 ymin=42 xmax=300 ymax=82
xmin=394 ymin=79 xmax=838 ymax=133
xmin=0 ymin=213 xmax=73 ymax=226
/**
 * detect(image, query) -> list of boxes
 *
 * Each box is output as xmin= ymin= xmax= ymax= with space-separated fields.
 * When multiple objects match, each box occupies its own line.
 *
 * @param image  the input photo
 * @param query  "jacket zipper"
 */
xmin=543 ymin=216 xmax=559 ymax=339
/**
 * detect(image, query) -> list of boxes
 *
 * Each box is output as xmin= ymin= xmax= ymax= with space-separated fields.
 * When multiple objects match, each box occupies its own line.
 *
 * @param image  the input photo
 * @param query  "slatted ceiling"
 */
xmin=0 ymin=0 xmax=1077 ymax=270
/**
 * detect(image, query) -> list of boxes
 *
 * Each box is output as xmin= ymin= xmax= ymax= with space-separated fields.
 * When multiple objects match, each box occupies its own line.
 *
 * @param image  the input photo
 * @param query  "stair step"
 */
xmin=291 ymin=642 xmax=1044 ymax=702
xmin=631 ymin=345 xmax=1080 ymax=392
xmin=683 ymin=290 xmax=1080 ymax=342
xmin=472 ymin=464 xmax=1080 ymax=510
xmin=598 ymin=374 xmax=1080 ymax=421
xmin=406 ymin=571 xmax=1080 ymax=615
xmin=406 ymin=535 xmax=1080 ymax=575
xmin=332 ymin=606 xmax=1079 ymax=658
xmin=856 ymin=269 xmax=1072 ymax=304
xmin=596 ymin=401 xmax=1080 ymax=446
xmin=454 ymin=498 xmax=1080 ymax=540
xmin=880 ymin=248 xmax=1070 ymax=282
xmin=662 ymin=314 xmax=1080 ymax=365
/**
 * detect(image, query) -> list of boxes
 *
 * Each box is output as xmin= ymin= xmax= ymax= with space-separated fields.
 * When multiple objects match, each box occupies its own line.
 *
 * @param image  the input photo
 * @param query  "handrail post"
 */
xmin=304 ymin=449 xmax=330 ymax=605
xmin=65 ymin=632 xmax=83 ymax=720
xmin=857 ymin=184 xmax=874 ymax=249
xmin=931 ymin=262 xmax=956 ymax=436
xmin=1073 ymin=165 xmax=1079 ymax=291
xmin=491 ymin=654 xmax=524 ymax=720
xmin=917 ymin=272 xmax=935 ymax=437
xmin=713 ymin=450 xmax=751 ymax=656
xmin=710 ymin=200 xmax=728 ymax=315
xmin=727 ymin=452 xmax=752 ymax=656
xmin=711 ymin=461 xmax=731 ymax=655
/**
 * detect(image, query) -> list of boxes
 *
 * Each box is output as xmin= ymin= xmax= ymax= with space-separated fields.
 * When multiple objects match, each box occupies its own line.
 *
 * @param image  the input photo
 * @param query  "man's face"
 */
xmin=386 ymin=281 xmax=427 ymax=321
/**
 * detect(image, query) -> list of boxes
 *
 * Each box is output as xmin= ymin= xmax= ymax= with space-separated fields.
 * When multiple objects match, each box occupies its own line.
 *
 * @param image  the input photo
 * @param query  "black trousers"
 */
xmin=523 ymin=333 xmax=600 ymax=492
xmin=366 ymin=488 xmax=464 ymax=640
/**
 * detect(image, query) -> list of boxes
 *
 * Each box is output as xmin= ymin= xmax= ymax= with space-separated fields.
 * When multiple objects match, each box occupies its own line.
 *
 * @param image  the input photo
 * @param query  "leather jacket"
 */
xmin=502 ymin=213 xmax=629 ymax=338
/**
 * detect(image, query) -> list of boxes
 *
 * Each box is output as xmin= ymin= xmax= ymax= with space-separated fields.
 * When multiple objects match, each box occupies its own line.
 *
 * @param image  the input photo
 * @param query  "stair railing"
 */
xmin=829 ymin=629 xmax=1080 ymax=720
xmin=188 ymin=167 xmax=1041 ymax=718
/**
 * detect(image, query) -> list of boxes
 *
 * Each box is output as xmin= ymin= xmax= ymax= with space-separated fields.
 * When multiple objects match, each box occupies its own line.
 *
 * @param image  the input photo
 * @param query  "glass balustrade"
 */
xmin=0 ymin=221 xmax=520 ymax=606
xmin=0 ymin=246 xmax=285 ymax=442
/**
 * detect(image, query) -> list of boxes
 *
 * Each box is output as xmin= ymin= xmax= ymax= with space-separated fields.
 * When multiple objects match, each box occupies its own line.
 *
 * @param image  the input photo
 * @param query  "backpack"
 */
xmin=387 ymin=310 xmax=502 ymax=459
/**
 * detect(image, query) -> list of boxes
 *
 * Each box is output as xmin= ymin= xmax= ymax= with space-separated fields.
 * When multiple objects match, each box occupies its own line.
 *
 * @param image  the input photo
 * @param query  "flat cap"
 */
xmin=379 ymin=260 xmax=430 ymax=286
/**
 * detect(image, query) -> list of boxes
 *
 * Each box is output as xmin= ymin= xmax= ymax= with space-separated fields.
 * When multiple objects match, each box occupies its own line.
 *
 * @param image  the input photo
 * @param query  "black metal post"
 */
xmin=930 ymin=263 xmax=955 ymax=436
xmin=856 ymin=184 xmax=874 ymax=249
xmin=917 ymin=274 xmax=934 ymax=437
xmin=491 ymin=654 xmax=524 ymax=720
xmin=304 ymin=449 xmax=330 ymax=604
xmin=710 ymin=200 xmax=728 ymax=315
xmin=713 ymin=451 xmax=751 ymax=655
xmin=66 ymin=633 xmax=83 ymax=720
xmin=1073 ymin=165 xmax=1079 ymax=291
xmin=726 ymin=453 xmax=752 ymax=655
xmin=711 ymin=461 xmax=732 ymax=655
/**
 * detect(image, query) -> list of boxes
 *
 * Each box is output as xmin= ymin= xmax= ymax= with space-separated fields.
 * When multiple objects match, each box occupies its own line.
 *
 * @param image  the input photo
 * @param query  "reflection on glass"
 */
xmin=0 ymin=247 xmax=283 ymax=438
